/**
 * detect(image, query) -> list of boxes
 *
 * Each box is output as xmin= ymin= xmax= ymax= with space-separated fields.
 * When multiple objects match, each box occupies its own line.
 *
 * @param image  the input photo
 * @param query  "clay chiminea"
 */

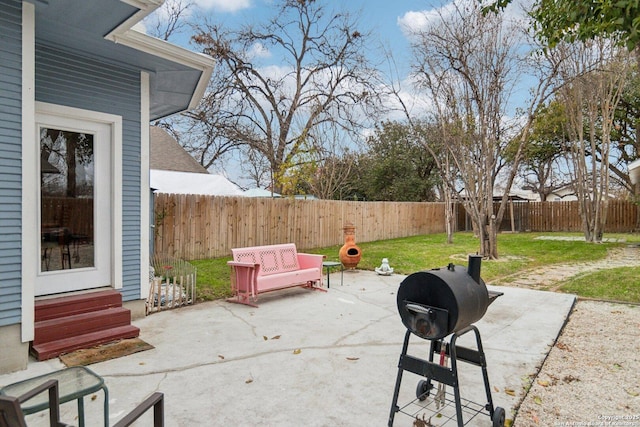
xmin=339 ymin=223 xmax=362 ymax=269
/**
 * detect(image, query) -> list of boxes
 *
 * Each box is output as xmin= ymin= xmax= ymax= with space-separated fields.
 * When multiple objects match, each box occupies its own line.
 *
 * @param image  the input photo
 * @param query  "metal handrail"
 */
xmin=112 ymin=392 xmax=164 ymax=427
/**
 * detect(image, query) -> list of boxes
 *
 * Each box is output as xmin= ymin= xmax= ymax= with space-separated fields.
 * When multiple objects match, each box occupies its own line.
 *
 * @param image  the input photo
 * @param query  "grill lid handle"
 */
xmin=405 ymin=303 xmax=436 ymax=320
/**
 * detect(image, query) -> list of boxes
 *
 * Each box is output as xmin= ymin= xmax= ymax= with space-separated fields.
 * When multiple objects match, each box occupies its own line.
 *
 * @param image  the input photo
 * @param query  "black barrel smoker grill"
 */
xmin=388 ymin=255 xmax=505 ymax=427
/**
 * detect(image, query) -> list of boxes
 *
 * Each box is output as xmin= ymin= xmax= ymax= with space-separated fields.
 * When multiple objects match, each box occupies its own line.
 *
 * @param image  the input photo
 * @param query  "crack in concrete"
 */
xmin=101 ymin=341 xmax=401 ymax=378
xmin=333 ymin=312 xmax=397 ymax=346
xmin=220 ymin=302 xmax=258 ymax=337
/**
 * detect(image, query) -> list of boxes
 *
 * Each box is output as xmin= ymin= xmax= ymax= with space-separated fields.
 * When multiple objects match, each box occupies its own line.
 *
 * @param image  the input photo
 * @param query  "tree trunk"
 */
xmin=65 ymin=133 xmax=77 ymax=198
xmin=488 ymin=215 xmax=498 ymax=259
xmin=444 ymin=187 xmax=454 ymax=244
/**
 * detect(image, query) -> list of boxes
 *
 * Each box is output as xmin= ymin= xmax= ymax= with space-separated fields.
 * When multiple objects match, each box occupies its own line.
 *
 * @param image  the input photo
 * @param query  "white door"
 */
xmin=35 ymin=112 xmax=112 ymax=295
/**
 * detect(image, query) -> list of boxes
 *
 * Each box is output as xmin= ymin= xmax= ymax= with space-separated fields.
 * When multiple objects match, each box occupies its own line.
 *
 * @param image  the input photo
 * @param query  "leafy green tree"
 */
xmin=511 ymin=100 xmax=572 ymax=201
xmin=484 ymin=0 xmax=640 ymax=49
xmin=342 ymin=121 xmax=440 ymax=202
xmin=608 ymin=62 xmax=640 ymax=193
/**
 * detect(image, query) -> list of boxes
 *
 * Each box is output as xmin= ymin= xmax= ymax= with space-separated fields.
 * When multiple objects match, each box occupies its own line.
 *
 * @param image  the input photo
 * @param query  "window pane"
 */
xmin=40 ymin=128 xmax=95 ymax=272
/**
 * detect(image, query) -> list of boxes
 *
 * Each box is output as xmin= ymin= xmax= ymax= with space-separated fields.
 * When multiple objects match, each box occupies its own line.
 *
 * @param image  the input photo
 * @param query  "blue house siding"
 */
xmin=0 ymin=0 xmax=23 ymax=327
xmin=121 ymin=122 xmax=143 ymax=300
xmin=35 ymin=44 xmax=143 ymax=301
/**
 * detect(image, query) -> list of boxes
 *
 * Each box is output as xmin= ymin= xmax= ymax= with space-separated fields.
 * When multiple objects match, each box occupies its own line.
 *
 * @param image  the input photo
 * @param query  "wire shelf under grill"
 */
xmin=396 ymin=389 xmax=489 ymax=426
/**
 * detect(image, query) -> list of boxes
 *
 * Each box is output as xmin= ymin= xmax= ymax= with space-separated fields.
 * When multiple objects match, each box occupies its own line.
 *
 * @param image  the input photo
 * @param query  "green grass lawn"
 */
xmin=188 ymin=258 xmax=233 ymax=301
xmin=189 ymin=232 xmax=640 ymax=303
xmin=557 ymin=266 xmax=640 ymax=303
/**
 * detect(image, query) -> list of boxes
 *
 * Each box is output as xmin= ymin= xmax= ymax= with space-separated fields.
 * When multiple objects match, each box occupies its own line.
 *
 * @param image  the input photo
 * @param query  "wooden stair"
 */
xmin=31 ymin=290 xmax=140 ymax=361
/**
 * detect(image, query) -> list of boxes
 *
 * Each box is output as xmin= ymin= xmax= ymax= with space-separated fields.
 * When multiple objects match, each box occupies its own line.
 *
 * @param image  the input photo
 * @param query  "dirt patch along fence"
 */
xmin=153 ymin=194 xmax=446 ymax=260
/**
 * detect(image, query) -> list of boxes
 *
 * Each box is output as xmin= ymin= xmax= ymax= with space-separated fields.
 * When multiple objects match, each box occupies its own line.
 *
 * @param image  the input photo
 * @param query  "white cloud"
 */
xmin=248 ymin=42 xmax=271 ymax=59
xmin=193 ymin=0 xmax=252 ymax=13
xmin=398 ymin=0 xmax=532 ymax=39
xmin=397 ymin=11 xmax=427 ymax=37
xmin=382 ymin=84 xmax=435 ymax=122
xmin=397 ymin=2 xmax=457 ymax=38
xmin=259 ymin=64 xmax=291 ymax=81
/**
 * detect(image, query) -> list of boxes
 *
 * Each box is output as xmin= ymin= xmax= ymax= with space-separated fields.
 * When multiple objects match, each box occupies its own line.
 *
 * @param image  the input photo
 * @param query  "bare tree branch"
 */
xmin=145 ymin=0 xmax=194 ymax=41
xmin=190 ymin=0 xmax=384 ymax=193
xmin=405 ymin=1 xmax=557 ymax=258
xmin=551 ymin=38 xmax=631 ymax=241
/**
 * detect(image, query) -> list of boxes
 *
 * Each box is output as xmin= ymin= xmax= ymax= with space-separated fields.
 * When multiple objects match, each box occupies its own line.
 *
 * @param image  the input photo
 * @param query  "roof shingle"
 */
xmin=150 ymin=126 xmax=208 ymax=174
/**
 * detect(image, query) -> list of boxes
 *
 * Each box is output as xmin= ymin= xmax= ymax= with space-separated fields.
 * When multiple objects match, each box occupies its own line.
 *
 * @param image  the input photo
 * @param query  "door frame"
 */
xmin=22 ymin=102 xmax=123 ymax=295
xmin=36 ymin=113 xmax=114 ymax=294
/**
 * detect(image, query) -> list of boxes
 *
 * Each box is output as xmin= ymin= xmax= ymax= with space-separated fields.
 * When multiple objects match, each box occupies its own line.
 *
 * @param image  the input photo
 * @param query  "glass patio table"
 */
xmin=0 ymin=366 xmax=109 ymax=427
xmin=322 ymin=261 xmax=343 ymax=288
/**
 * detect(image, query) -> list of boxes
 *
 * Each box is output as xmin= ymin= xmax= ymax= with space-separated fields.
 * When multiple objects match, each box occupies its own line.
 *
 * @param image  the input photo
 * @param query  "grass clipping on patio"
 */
xmin=59 ymin=338 xmax=154 ymax=367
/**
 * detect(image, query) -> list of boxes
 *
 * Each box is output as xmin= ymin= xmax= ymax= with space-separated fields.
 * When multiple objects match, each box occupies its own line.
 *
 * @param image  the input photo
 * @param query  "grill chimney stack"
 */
xmin=467 ymin=254 xmax=482 ymax=284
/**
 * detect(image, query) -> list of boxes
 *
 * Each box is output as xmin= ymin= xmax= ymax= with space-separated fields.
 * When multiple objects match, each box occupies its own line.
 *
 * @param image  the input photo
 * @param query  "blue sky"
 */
xmin=184 ymin=0 xmax=427 ymax=49
xmin=143 ymin=0 xmax=533 ymax=185
xmin=144 ymin=0 xmax=483 ymax=122
xmin=146 ymin=0 xmax=436 ymax=75
xmin=144 ymin=0 xmax=533 ymax=110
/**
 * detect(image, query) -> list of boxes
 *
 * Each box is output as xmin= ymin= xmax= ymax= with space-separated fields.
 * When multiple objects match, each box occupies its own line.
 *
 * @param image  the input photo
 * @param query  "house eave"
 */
xmin=29 ymin=0 xmax=214 ymax=120
xmin=107 ymin=29 xmax=214 ymax=114
xmin=104 ymin=1 xmax=214 ymax=118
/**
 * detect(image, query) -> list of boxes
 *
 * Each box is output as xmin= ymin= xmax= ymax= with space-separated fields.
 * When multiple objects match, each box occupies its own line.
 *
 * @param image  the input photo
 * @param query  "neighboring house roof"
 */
xmin=149 ymin=127 xmax=241 ymax=196
xmin=150 ymin=169 xmax=244 ymax=196
xmin=150 ymin=127 xmax=208 ymax=174
xmin=31 ymin=0 xmax=214 ymax=120
xmin=506 ymin=187 xmax=576 ymax=202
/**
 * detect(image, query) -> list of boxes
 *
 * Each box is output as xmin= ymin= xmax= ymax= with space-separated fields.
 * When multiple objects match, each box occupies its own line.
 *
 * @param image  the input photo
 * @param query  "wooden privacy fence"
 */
xmin=525 ymin=200 xmax=638 ymax=232
xmin=41 ymin=197 xmax=93 ymax=237
xmin=457 ymin=200 xmax=638 ymax=233
xmin=155 ymin=194 xmax=639 ymax=260
xmin=153 ymin=194 xmax=446 ymax=260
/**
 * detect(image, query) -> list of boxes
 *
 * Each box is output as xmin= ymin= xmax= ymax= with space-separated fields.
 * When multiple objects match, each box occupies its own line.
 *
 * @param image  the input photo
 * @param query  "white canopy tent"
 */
xmin=150 ymin=169 xmax=244 ymax=196
xmin=628 ymin=159 xmax=640 ymax=185
xmin=244 ymin=188 xmax=281 ymax=198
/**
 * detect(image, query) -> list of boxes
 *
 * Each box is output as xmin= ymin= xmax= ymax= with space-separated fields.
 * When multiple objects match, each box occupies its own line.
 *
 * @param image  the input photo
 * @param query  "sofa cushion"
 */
xmin=256 ymin=268 xmax=321 ymax=291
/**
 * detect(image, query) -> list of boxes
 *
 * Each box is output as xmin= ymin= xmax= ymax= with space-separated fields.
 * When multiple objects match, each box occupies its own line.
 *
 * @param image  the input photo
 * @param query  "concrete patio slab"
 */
xmin=0 ymin=269 xmax=575 ymax=426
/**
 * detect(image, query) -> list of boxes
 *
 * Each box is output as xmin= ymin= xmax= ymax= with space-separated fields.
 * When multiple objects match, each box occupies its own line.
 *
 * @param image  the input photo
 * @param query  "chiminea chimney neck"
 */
xmin=467 ymin=255 xmax=482 ymax=284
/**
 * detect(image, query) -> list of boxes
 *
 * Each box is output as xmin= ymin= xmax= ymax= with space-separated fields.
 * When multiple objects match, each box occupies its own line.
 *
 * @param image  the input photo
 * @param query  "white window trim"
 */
xmin=21 ymin=1 xmax=36 ymax=342
xmin=34 ymin=102 xmax=123 ymax=288
xmin=140 ymin=71 xmax=150 ymax=300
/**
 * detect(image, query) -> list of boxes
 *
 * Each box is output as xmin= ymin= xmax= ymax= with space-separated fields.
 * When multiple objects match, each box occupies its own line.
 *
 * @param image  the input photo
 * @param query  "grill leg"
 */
xmin=388 ymin=329 xmax=412 ymax=426
xmin=449 ymin=325 xmax=497 ymax=424
xmin=473 ymin=326 xmax=497 ymax=418
xmin=446 ymin=342 xmax=465 ymax=427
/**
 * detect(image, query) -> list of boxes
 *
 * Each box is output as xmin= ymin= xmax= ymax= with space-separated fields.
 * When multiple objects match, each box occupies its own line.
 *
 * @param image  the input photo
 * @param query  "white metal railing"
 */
xmin=147 ymin=255 xmax=196 ymax=314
